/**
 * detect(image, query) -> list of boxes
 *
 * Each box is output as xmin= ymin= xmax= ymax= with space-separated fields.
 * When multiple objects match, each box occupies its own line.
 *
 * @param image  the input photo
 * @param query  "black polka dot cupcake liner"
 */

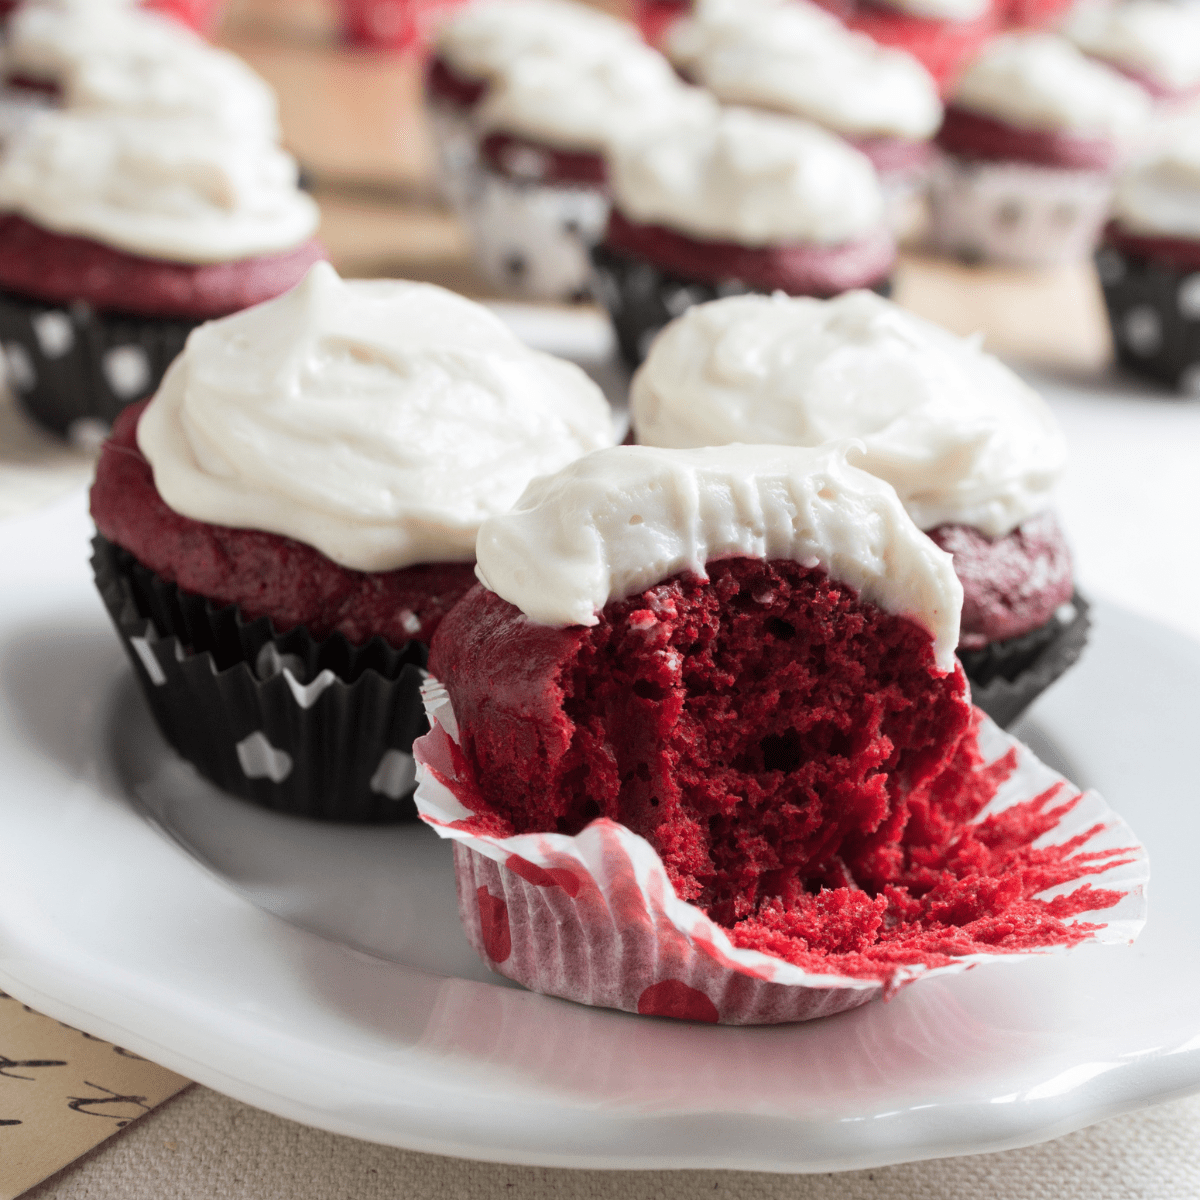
xmin=91 ymin=534 xmax=429 ymax=824
xmin=960 ymin=591 xmax=1091 ymax=729
xmin=460 ymin=168 xmax=610 ymax=303
xmin=1095 ymin=245 xmax=1200 ymax=395
xmin=0 ymin=288 xmax=197 ymax=439
xmin=591 ymin=243 xmax=893 ymax=369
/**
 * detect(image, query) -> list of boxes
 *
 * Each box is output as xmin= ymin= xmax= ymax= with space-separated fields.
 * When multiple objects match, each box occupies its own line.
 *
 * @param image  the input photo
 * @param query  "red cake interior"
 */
xmin=936 ymin=105 xmax=1117 ymax=172
xmin=91 ymin=401 xmax=478 ymax=647
xmin=431 ymin=559 xmax=1126 ymax=979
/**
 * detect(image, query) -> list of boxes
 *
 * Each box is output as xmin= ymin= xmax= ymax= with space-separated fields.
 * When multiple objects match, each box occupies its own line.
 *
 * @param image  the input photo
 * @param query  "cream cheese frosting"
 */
xmin=952 ymin=33 xmax=1150 ymax=140
xmin=433 ymin=0 xmax=640 ymax=82
xmin=476 ymin=41 xmax=715 ymax=153
xmin=610 ymin=106 xmax=885 ymax=246
xmin=3 ymin=4 xmax=280 ymax=139
xmin=1112 ymin=120 xmax=1200 ymax=237
xmin=666 ymin=0 xmax=941 ymax=141
xmin=630 ymin=290 xmax=1065 ymax=538
xmin=1065 ymin=1 xmax=1200 ymax=94
xmin=0 ymin=110 xmax=319 ymax=264
xmin=137 ymin=263 xmax=616 ymax=571
xmin=474 ymin=442 xmax=964 ymax=672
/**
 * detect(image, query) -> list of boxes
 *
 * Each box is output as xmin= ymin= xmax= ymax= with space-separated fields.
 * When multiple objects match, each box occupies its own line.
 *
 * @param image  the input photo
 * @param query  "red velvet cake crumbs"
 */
xmin=0 ymin=215 xmax=327 ymax=321
xmin=928 ymin=511 xmax=1074 ymax=649
xmin=90 ymin=401 xmax=477 ymax=647
xmin=936 ymin=106 xmax=1117 ymax=171
xmin=430 ymin=559 xmax=1128 ymax=981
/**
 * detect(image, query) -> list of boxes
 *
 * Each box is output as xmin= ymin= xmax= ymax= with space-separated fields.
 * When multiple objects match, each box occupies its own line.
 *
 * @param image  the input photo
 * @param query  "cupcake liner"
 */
xmin=460 ymin=168 xmax=609 ymax=303
xmin=1095 ymin=244 xmax=1200 ymax=395
xmin=928 ymin=153 xmax=1114 ymax=267
xmin=961 ymin=592 xmax=1092 ymax=729
xmin=591 ymin=243 xmax=893 ymax=368
xmin=0 ymin=288 xmax=197 ymax=439
xmin=414 ymin=680 xmax=1147 ymax=1025
xmin=426 ymin=99 xmax=482 ymax=214
xmin=92 ymin=535 xmax=429 ymax=823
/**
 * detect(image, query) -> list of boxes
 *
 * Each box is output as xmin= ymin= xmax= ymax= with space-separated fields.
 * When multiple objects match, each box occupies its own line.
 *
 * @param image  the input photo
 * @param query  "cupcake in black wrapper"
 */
xmin=629 ymin=289 xmax=1084 ymax=726
xmin=592 ymin=106 xmax=895 ymax=368
xmin=1096 ymin=123 xmax=1200 ymax=395
xmin=89 ymin=263 xmax=616 ymax=822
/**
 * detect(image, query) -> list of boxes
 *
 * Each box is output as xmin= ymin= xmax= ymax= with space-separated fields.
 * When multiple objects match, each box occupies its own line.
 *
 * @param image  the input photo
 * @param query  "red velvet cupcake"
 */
xmin=89 ymin=262 xmax=616 ymax=821
xmin=412 ymin=444 xmax=1146 ymax=1023
xmin=929 ymin=33 xmax=1150 ymax=266
xmin=593 ymin=105 xmax=895 ymax=367
xmin=629 ymin=290 xmax=1086 ymax=727
xmin=0 ymin=108 xmax=322 ymax=438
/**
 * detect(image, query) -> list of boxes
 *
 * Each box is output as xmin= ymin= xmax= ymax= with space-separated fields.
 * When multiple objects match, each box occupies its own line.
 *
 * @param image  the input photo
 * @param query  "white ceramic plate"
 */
xmin=1 ymin=488 xmax=1198 ymax=1174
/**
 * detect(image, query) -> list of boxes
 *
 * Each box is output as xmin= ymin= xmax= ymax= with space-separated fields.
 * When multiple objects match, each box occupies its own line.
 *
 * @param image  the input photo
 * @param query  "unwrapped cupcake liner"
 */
xmin=592 ymin=243 xmax=894 ymax=369
xmin=962 ymin=591 xmax=1092 ymax=729
xmin=0 ymin=288 xmax=197 ymax=439
xmin=414 ymin=680 xmax=1147 ymax=1025
xmin=92 ymin=535 xmax=429 ymax=823
xmin=460 ymin=168 xmax=610 ymax=303
xmin=1095 ymin=244 xmax=1200 ymax=395
xmin=928 ymin=153 xmax=1114 ymax=268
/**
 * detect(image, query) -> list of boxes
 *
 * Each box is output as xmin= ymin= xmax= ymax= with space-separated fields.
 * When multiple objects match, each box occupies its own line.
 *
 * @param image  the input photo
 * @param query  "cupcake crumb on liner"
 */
xmin=92 ymin=534 xmax=428 ymax=823
xmin=0 ymin=289 xmax=197 ymax=438
xmin=414 ymin=678 xmax=1147 ymax=1025
xmin=962 ymin=591 xmax=1092 ymax=729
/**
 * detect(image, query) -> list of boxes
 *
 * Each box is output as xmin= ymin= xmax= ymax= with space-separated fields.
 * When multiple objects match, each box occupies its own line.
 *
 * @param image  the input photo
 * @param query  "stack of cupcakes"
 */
xmin=930 ymin=32 xmax=1150 ymax=266
xmin=592 ymin=104 xmax=895 ymax=366
xmin=664 ymin=0 xmax=943 ymax=236
xmin=89 ymin=262 xmax=616 ymax=821
xmin=629 ymin=289 xmax=1087 ymax=726
xmin=0 ymin=0 xmax=322 ymax=439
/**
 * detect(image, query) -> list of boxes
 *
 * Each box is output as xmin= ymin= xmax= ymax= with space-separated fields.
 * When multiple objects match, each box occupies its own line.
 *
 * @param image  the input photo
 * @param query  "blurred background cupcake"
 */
xmin=1097 ymin=118 xmax=1200 ymax=394
xmin=592 ymin=104 xmax=894 ymax=366
xmin=930 ymin=32 xmax=1151 ymax=267
xmin=664 ymin=0 xmax=943 ymax=238
xmin=629 ymin=289 xmax=1086 ymax=726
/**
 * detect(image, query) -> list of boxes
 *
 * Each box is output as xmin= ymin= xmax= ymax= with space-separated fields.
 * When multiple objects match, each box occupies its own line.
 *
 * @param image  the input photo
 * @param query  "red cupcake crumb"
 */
xmin=425 ymin=54 xmax=489 ymax=108
xmin=480 ymin=132 xmax=608 ymax=186
xmin=936 ymin=105 xmax=1118 ymax=171
xmin=0 ymin=215 xmax=327 ymax=321
xmin=1103 ymin=220 xmax=1200 ymax=272
xmin=90 ymin=401 xmax=478 ymax=647
xmin=928 ymin=511 xmax=1074 ymax=649
xmin=606 ymin=208 xmax=895 ymax=296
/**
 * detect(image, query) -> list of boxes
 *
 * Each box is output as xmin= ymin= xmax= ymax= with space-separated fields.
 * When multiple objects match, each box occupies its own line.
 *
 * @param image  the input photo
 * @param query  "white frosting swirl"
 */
xmin=434 ymin=0 xmax=639 ymax=82
xmin=3 ymin=4 xmax=280 ymax=139
xmin=952 ymin=33 xmax=1151 ymax=140
xmin=0 ymin=110 xmax=319 ymax=264
xmin=630 ymin=291 xmax=1065 ymax=538
xmin=137 ymin=263 xmax=616 ymax=571
xmin=475 ymin=442 xmax=963 ymax=672
xmin=1065 ymin=1 xmax=1200 ymax=94
xmin=666 ymin=0 xmax=941 ymax=141
xmin=477 ymin=41 xmax=716 ymax=153
xmin=610 ymin=106 xmax=885 ymax=246
xmin=1113 ymin=118 xmax=1200 ymax=237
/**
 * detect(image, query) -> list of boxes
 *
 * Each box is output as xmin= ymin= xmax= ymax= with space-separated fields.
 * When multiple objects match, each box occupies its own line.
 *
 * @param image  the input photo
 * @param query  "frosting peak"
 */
xmin=137 ymin=263 xmax=616 ymax=571
xmin=1065 ymin=1 xmax=1200 ymax=94
xmin=610 ymin=106 xmax=886 ymax=246
xmin=630 ymin=290 xmax=1065 ymax=537
xmin=474 ymin=442 xmax=963 ymax=672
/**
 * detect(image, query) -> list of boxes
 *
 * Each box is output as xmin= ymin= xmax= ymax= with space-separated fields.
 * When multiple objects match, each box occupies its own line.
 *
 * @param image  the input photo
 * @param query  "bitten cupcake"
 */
xmin=462 ymin=41 xmax=712 ymax=302
xmin=664 ymin=0 xmax=942 ymax=236
xmin=0 ymin=110 xmax=323 ymax=438
xmin=1064 ymin=0 xmax=1200 ymax=109
xmin=413 ymin=443 xmax=1146 ymax=1023
xmin=592 ymin=105 xmax=895 ymax=367
xmin=630 ymin=290 xmax=1086 ymax=726
xmin=1096 ymin=121 xmax=1200 ymax=394
xmin=424 ymin=0 xmax=640 ymax=212
xmin=930 ymin=33 xmax=1150 ymax=266
xmin=89 ymin=262 xmax=616 ymax=822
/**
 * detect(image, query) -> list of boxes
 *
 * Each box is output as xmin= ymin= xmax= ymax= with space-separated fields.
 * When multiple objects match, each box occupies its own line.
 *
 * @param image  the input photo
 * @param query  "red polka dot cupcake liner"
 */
xmin=92 ymin=535 xmax=430 ymax=823
xmin=414 ymin=679 xmax=1147 ymax=1025
xmin=0 ymin=289 xmax=198 ymax=439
